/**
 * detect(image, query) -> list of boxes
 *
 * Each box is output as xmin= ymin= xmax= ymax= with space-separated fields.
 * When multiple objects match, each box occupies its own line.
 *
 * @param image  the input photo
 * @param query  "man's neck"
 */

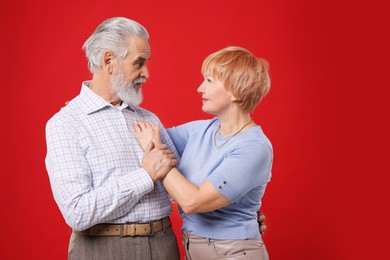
xmin=89 ymin=72 xmax=121 ymax=106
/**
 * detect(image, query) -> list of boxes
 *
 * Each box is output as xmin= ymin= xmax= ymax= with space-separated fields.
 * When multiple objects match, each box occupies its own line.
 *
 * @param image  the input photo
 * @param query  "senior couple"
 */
xmin=45 ymin=17 xmax=273 ymax=260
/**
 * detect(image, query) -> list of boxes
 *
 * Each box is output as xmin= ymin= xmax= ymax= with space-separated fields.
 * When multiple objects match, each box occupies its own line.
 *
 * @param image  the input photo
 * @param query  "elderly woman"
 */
xmin=136 ymin=46 xmax=273 ymax=260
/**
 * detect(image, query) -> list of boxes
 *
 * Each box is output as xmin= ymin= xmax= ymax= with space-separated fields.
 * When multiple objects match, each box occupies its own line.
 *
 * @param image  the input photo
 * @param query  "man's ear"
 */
xmin=103 ymin=51 xmax=114 ymax=74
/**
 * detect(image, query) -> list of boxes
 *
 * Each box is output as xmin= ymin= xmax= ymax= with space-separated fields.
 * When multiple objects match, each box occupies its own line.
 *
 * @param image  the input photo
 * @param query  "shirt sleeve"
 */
xmin=207 ymin=141 xmax=273 ymax=203
xmin=45 ymin=118 xmax=154 ymax=230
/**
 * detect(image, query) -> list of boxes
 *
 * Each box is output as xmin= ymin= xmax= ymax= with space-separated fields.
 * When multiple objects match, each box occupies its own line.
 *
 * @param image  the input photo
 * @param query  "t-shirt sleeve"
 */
xmin=167 ymin=120 xmax=210 ymax=156
xmin=207 ymin=140 xmax=273 ymax=203
xmin=153 ymin=118 xmax=180 ymax=160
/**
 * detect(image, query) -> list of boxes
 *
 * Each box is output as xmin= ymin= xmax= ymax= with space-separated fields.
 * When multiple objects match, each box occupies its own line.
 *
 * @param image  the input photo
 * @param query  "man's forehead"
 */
xmin=130 ymin=50 xmax=150 ymax=62
xmin=127 ymin=37 xmax=150 ymax=59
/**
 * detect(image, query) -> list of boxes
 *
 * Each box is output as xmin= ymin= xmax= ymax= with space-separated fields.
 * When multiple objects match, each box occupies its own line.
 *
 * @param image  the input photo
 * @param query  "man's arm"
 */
xmin=258 ymin=210 xmax=267 ymax=235
xmin=46 ymin=119 xmax=174 ymax=230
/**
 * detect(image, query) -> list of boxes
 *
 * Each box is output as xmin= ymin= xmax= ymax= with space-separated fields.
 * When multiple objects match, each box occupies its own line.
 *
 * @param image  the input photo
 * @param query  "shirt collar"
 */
xmin=79 ymin=81 xmax=134 ymax=114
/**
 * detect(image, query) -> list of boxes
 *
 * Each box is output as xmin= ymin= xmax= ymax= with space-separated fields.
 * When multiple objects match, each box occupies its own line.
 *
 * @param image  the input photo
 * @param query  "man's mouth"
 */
xmin=134 ymin=84 xmax=142 ymax=91
xmin=133 ymin=78 xmax=146 ymax=91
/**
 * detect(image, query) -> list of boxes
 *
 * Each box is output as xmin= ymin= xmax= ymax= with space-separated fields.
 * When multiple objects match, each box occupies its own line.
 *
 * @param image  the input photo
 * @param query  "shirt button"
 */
xmin=218 ymin=185 xmax=222 ymax=189
xmin=223 ymin=180 xmax=227 ymax=184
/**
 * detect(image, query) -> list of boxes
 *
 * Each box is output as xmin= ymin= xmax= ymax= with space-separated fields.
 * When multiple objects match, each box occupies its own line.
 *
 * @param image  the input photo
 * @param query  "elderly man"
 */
xmin=45 ymin=17 xmax=179 ymax=259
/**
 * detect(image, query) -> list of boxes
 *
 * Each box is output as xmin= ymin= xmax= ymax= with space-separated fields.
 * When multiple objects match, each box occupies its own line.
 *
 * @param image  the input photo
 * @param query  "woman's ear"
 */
xmin=230 ymin=94 xmax=238 ymax=102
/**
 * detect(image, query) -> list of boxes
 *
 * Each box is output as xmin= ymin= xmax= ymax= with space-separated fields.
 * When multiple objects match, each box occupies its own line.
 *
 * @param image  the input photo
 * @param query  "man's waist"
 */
xmin=73 ymin=217 xmax=171 ymax=237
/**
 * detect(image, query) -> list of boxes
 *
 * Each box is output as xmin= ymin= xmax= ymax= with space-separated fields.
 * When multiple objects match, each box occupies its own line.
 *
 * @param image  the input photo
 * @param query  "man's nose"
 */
xmin=140 ymin=65 xmax=149 ymax=78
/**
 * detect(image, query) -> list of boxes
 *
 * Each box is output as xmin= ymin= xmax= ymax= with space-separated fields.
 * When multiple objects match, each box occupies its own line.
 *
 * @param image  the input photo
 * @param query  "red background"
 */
xmin=1 ymin=0 xmax=388 ymax=259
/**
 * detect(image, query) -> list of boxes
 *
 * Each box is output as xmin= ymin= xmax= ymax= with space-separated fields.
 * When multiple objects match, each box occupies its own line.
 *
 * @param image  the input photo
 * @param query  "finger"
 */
xmin=134 ymin=122 xmax=142 ymax=135
xmin=156 ymin=144 xmax=167 ymax=150
xmin=138 ymin=121 xmax=151 ymax=129
xmin=170 ymin=159 xmax=178 ymax=166
xmin=139 ymin=121 xmax=148 ymax=131
xmin=167 ymin=152 xmax=176 ymax=159
xmin=160 ymin=153 xmax=175 ymax=162
xmin=258 ymin=213 xmax=266 ymax=222
xmin=161 ymin=157 xmax=177 ymax=167
xmin=152 ymin=124 xmax=161 ymax=135
xmin=152 ymin=125 xmax=161 ymax=137
xmin=259 ymin=224 xmax=267 ymax=234
xmin=144 ymin=122 xmax=156 ymax=132
xmin=135 ymin=121 xmax=145 ymax=131
xmin=162 ymin=151 xmax=176 ymax=158
xmin=145 ymin=141 xmax=155 ymax=152
xmin=144 ymin=122 xmax=153 ymax=128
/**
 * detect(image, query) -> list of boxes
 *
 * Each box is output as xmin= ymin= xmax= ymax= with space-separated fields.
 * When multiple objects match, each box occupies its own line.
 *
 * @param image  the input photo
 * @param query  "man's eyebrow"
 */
xmin=133 ymin=56 xmax=150 ymax=64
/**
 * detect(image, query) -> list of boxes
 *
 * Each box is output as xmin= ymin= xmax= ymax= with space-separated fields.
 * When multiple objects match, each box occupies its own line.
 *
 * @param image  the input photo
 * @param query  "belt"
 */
xmin=73 ymin=217 xmax=171 ymax=237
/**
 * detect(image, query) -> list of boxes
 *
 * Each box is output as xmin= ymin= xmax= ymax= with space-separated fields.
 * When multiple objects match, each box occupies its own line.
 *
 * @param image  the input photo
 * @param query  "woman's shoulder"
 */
xmin=234 ymin=125 xmax=273 ymax=153
xmin=174 ymin=117 xmax=218 ymax=131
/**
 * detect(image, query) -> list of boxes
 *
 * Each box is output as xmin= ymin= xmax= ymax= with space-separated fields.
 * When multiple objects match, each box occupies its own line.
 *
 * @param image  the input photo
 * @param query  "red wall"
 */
xmin=1 ymin=0 xmax=388 ymax=259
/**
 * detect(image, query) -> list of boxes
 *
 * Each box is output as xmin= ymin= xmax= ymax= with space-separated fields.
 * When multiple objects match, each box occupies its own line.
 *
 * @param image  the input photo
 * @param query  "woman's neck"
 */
xmin=218 ymin=111 xmax=253 ymax=136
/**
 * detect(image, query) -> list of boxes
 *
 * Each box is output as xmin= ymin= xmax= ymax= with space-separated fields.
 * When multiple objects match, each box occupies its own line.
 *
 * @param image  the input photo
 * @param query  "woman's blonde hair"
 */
xmin=201 ymin=46 xmax=271 ymax=113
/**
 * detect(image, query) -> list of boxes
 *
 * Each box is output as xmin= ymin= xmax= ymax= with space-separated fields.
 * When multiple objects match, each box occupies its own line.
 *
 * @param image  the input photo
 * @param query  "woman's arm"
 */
xmin=162 ymin=168 xmax=230 ymax=214
xmin=135 ymin=121 xmax=231 ymax=214
xmin=135 ymin=121 xmax=272 ymax=220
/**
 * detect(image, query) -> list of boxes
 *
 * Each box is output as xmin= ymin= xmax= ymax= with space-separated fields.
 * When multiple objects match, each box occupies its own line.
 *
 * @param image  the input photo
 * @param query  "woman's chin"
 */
xmin=201 ymin=106 xmax=216 ymax=115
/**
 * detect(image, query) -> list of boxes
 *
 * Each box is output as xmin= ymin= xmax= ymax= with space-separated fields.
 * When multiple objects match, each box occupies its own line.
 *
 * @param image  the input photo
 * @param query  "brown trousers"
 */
xmin=68 ymin=226 xmax=179 ymax=260
xmin=182 ymin=231 xmax=269 ymax=260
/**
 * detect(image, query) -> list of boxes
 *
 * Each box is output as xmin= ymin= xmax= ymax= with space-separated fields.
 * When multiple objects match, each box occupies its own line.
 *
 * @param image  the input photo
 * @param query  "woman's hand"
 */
xmin=134 ymin=121 xmax=162 ymax=151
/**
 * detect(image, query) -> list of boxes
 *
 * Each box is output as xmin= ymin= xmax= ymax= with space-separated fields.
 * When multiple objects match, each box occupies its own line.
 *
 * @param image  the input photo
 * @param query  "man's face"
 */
xmin=111 ymin=37 xmax=150 ymax=106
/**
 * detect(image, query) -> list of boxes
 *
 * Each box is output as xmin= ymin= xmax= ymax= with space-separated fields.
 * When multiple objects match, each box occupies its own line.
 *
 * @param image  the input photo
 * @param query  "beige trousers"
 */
xmin=182 ymin=231 xmax=269 ymax=260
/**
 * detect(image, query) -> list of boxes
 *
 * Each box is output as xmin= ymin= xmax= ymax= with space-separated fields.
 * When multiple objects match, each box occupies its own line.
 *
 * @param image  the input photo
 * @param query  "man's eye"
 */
xmin=135 ymin=61 xmax=145 ymax=69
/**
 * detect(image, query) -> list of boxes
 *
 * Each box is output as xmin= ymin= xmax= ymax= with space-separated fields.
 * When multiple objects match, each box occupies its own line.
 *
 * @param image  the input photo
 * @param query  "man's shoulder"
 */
xmin=46 ymin=96 xmax=83 ymax=127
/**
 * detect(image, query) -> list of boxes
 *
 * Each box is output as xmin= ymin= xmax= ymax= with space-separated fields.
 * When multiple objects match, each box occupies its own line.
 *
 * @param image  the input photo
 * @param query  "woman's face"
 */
xmin=197 ymin=74 xmax=235 ymax=115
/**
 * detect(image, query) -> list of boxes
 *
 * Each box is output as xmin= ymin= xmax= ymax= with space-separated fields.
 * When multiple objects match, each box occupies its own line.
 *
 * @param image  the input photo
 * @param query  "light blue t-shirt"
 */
xmin=167 ymin=118 xmax=273 ymax=239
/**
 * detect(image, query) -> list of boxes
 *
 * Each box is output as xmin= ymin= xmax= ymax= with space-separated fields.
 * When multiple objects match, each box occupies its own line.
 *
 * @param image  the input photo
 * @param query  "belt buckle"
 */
xmin=139 ymin=222 xmax=154 ymax=237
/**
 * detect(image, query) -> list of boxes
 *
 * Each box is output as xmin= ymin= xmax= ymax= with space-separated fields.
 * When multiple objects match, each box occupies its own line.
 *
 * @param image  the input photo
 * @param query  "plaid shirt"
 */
xmin=45 ymin=82 xmax=177 ymax=230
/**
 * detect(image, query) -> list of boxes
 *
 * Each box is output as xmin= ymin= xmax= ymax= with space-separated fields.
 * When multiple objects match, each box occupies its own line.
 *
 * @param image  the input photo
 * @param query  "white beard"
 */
xmin=111 ymin=68 xmax=144 ymax=106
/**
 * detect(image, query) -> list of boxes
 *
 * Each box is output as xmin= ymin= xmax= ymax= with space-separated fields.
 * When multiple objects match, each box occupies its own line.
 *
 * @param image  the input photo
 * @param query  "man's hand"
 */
xmin=258 ymin=210 xmax=267 ymax=235
xmin=135 ymin=121 xmax=161 ymax=151
xmin=141 ymin=142 xmax=177 ymax=182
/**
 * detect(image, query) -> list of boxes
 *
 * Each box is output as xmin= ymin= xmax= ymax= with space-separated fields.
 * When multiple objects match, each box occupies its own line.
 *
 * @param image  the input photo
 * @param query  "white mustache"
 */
xmin=133 ymin=77 xmax=146 ymax=85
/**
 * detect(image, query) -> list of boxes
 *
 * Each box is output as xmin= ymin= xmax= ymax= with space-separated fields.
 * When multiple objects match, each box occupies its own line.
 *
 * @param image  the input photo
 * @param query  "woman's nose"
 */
xmin=197 ymin=82 xmax=205 ymax=93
